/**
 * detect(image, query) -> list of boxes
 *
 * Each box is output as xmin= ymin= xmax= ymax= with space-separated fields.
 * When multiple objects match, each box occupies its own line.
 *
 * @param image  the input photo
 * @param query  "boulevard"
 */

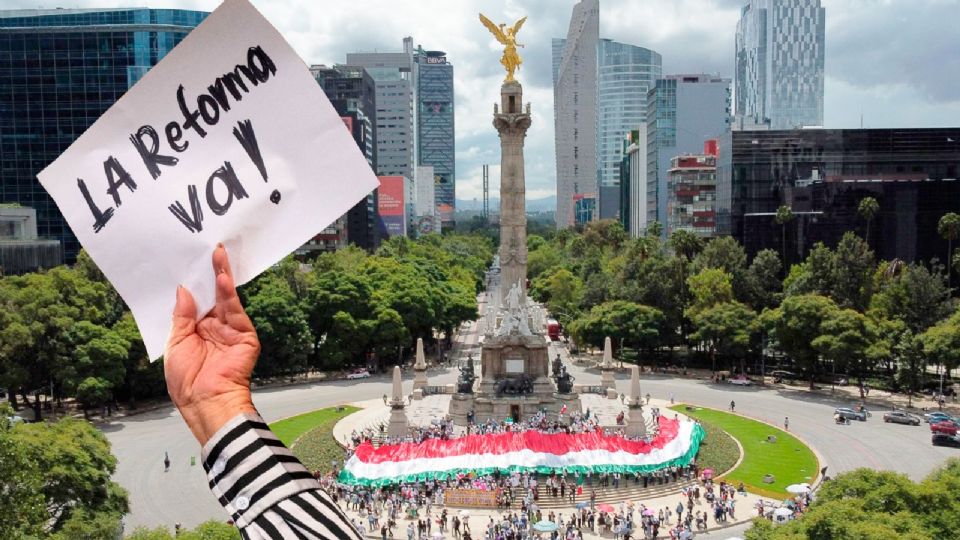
xmin=104 ymin=309 xmax=958 ymax=532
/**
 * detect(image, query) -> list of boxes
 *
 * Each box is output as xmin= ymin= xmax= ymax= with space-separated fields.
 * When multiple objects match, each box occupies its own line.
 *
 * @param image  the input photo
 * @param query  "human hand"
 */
xmin=165 ymin=244 xmax=259 ymax=445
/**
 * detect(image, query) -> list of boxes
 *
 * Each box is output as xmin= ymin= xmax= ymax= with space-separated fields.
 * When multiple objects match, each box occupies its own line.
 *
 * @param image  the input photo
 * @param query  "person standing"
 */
xmin=784 ymin=417 xmax=790 ymax=431
xmin=163 ymin=451 xmax=170 ymax=472
xmin=729 ymin=400 xmax=735 ymax=412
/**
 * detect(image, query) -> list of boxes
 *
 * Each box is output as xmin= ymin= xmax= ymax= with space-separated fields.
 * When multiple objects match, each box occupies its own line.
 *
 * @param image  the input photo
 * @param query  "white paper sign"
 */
xmin=37 ymin=0 xmax=379 ymax=360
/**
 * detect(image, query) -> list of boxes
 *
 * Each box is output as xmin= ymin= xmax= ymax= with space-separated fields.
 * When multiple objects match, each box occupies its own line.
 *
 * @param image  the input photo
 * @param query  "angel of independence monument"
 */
xmin=450 ymin=13 xmax=580 ymax=425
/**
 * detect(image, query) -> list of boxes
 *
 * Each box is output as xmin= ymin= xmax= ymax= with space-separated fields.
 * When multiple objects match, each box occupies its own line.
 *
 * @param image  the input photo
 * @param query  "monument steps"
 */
xmin=512 ymin=479 xmax=697 ymax=510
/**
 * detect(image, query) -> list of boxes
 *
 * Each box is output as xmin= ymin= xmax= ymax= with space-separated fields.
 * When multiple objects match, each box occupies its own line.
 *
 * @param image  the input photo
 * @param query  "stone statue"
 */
xmin=479 ymin=14 xmax=527 ymax=82
xmin=552 ymin=354 xmax=562 ymax=377
xmin=556 ymin=365 xmax=575 ymax=394
xmin=496 ymin=374 xmax=534 ymax=396
xmin=457 ymin=354 xmax=476 ymax=394
xmin=505 ymin=281 xmax=522 ymax=312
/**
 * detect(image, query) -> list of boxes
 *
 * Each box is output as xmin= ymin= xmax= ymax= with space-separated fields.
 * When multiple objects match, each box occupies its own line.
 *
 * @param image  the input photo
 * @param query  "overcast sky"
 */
xmin=8 ymin=0 xmax=960 ymax=202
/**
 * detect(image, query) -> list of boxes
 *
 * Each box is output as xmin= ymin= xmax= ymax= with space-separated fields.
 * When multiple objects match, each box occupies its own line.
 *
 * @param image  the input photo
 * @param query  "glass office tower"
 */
xmin=596 ymin=39 xmax=661 ymax=220
xmin=415 ymin=48 xmax=455 ymax=229
xmin=735 ymin=0 xmax=824 ymax=130
xmin=0 ymin=8 xmax=207 ymax=261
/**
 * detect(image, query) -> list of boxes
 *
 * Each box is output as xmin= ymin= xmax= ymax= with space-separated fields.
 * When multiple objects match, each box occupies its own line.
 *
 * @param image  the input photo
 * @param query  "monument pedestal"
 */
xmin=387 ymin=404 xmax=409 ymax=438
xmin=449 ymin=393 xmax=475 ymax=426
xmin=624 ymin=405 xmax=647 ymax=438
xmin=601 ymin=368 xmax=617 ymax=399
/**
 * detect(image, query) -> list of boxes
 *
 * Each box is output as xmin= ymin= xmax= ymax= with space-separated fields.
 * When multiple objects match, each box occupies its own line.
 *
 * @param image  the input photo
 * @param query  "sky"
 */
xmin=7 ymin=0 xmax=960 ymax=203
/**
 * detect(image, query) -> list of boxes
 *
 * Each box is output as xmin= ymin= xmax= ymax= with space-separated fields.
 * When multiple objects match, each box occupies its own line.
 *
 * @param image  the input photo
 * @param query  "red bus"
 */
xmin=546 ymin=319 xmax=561 ymax=341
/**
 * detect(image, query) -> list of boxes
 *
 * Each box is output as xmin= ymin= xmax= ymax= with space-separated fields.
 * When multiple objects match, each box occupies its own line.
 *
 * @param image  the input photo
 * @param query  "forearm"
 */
xmin=203 ymin=411 xmax=361 ymax=539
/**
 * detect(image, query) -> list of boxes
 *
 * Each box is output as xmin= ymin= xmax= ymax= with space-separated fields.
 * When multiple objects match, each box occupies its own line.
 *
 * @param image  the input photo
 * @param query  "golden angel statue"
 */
xmin=479 ymin=13 xmax=527 ymax=82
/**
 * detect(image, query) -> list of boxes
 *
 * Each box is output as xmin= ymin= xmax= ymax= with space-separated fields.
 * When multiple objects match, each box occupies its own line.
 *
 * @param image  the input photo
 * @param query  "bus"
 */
xmin=546 ymin=319 xmax=561 ymax=341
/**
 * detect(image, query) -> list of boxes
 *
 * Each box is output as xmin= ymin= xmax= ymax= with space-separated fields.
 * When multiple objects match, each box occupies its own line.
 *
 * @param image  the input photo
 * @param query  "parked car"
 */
xmin=931 ymin=433 xmax=960 ymax=448
xmin=931 ymin=420 xmax=959 ymax=436
xmin=924 ymin=411 xmax=954 ymax=424
xmin=835 ymin=407 xmax=868 ymax=421
xmin=729 ymin=376 xmax=753 ymax=386
xmin=883 ymin=411 xmax=921 ymax=426
xmin=4 ymin=414 xmax=25 ymax=425
xmin=345 ymin=368 xmax=371 ymax=380
xmin=770 ymin=370 xmax=798 ymax=380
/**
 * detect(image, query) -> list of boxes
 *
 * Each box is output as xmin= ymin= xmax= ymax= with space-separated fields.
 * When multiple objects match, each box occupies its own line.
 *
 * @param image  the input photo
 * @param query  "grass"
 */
xmin=269 ymin=406 xmax=358 ymax=474
xmin=672 ymin=405 xmax=818 ymax=499
xmin=694 ymin=420 xmax=740 ymax=477
xmin=269 ymin=406 xmax=358 ymax=447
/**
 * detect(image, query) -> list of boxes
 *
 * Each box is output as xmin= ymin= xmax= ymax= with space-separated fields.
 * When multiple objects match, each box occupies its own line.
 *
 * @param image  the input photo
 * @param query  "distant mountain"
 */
xmin=456 ymin=195 xmax=556 ymax=213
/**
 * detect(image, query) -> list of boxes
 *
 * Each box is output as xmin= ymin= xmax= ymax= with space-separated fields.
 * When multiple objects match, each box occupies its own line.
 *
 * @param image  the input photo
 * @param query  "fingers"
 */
xmin=166 ymin=284 xmax=197 ymax=351
xmin=212 ymin=244 xmax=255 ymax=333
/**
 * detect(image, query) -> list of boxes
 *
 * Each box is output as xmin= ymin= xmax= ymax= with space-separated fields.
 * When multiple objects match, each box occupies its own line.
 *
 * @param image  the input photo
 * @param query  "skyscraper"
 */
xmin=646 ymin=74 xmax=730 ymax=230
xmin=414 ymin=47 xmax=455 ymax=230
xmin=735 ymin=0 xmax=825 ymax=129
xmin=596 ymin=39 xmax=661 ymax=220
xmin=313 ymin=64 xmax=381 ymax=251
xmin=553 ymin=0 xmax=599 ymax=229
xmin=346 ymin=38 xmax=416 ymax=180
xmin=0 ymin=8 xmax=207 ymax=261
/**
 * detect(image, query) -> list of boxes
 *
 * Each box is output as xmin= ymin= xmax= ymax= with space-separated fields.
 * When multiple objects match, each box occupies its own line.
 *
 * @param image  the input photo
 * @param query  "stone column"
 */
xmin=412 ymin=337 xmax=428 ymax=398
xmin=601 ymin=336 xmax=617 ymax=399
xmin=494 ymin=81 xmax=531 ymax=306
xmin=625 ymin=365 xmax=646 ymax=438
xmin=387 ymin=365 xmax=408 ymax=438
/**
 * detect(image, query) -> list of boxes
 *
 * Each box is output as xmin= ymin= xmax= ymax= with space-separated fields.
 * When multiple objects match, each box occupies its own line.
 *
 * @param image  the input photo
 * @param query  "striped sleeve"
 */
xmin=202 ymin=412 xmax=362 ymax=539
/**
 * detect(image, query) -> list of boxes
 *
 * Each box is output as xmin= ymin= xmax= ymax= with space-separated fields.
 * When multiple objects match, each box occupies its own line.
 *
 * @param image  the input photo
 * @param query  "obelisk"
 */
xmin=625 ymin=365 xmax=647 ymax=437
xmin=387 ymin=365 xmax=408 ymax=438
xmin=494 ymin=81 xmax=531 ymax=304
xmin=412 ymin=337 xmax=428 ymax=397
xmin=601 ymin=336 xmax=617 ymax=399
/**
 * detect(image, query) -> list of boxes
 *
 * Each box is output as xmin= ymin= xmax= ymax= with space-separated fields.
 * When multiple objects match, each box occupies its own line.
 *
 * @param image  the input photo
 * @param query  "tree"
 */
xmin=669 ymin=229 xmax=705 ymax=261
xmin=858 ymin=196 xmax=880 ymax=245
xmin=939 ymin=212 xmax=960 ymax=289
xmin=685 ymin=268 xmax=734 ymax=318
xmin=774 ymin=205 xmax=795 ymax=270
xmin=531 ymin=268 xmax=584 ymax=326
xmin=689 ymin=301 xmax=757 ymax=373
xmin=812 ymin=308 xmax=884 ymax=397
xmin=1 ymin=413 xmax=128 ymax=535
xmin=245 ymin=273 xmax=313 ymax=377
xmin=762 ymin=294 xmax=838 ymax=389
xmin=871 ymin=261 xmax=952 ymax=334
xmin=921 ymin=310 xmax=960 ymax=379
xmin=744 ymin=249 xmax=782 ymax=311
xmin=569 ymin=301 xmax=664 ymax=356
xmin=126 ymin=520 xmax=242 ymax=540
xmin=831 ymin=232 xmax=876 ymax=311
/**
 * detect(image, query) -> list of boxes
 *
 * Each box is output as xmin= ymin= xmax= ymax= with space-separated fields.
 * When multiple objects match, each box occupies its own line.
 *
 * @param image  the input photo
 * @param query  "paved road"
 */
xmin=105 ymin=312 xmax=957 ymax=533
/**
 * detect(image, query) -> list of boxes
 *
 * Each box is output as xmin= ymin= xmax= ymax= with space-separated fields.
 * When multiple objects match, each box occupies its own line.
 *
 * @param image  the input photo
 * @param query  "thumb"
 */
xmin=167 ymin=284 xmax=197 ymax=351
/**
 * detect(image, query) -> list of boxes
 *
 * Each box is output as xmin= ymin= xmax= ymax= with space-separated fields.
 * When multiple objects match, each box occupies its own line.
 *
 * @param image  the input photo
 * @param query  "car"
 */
xmin=729 ymin=376 xmax=753 ymax=386
xmin=4 ymin=414 xmax=25 ymax=425
xmin=345 ymin=368 xmax=371 ymax=380
xmin=835 ymin=407 xmax=868 ymax=421
xmin=932 ymin=433 xmax=960 ymax=448
xmin=931 ymin=420 xmax=959 ymax=436
xmin=883 ymin=411 xmax=921 ymax=426
xmin=924 ymin=411 xmax=954 ymax=424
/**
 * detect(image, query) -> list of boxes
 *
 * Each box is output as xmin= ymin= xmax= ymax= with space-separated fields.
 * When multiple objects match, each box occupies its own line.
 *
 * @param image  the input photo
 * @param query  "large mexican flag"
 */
xmin=338 ymin=418 xmax=705 ymax=487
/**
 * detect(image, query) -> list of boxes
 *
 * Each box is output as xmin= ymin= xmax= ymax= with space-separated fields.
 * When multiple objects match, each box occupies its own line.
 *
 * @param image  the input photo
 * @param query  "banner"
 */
xmin=339 ymin=418 xmax=705 ymax=487
xmin=444 ymin=489 xmax=498 ymax=508
xmin=36 ymin=0 xmax=379 ymax=359
xmin=377 ymin=176 xmax=405 ymax=237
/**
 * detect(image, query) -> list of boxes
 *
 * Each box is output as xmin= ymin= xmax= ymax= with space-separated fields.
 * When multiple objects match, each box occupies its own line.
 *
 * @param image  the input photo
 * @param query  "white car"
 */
xmin=729 ymin=377 xmax=753 ymax=386
xmin=345 ymin=369 xmax=371 ymax=380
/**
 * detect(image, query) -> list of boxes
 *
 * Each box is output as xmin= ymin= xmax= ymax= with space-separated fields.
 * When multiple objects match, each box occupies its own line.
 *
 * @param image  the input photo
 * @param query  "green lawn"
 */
xmin=269 ymin=406 xmax=359 ymax=447
xmin=671 ymin=405 xmax=819 ymax=498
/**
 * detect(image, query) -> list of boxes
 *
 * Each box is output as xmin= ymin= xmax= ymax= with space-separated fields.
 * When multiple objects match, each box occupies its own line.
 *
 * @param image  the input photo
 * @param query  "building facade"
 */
xmin=414 ymin=47 xmax=455 ymax=229
xmin=346 ymin=38 xmax=416 ymax=180
xmin=619 ymin=129 xmax=647 ymax=237
xmin=312 ymin=64 xmax=381 ymax=251
xmin=666 ymin=147 xmax=718 ymax=237
xmin=735 ymin=0 xmax=825 ymax=129
xmin=716 ymin=128 xmax=960 ymax=263
xmin=0 ymin=206 xmax=62 ymax=275
xmin=553 ymin=0 xmax=599 ymax=229
xmin=597 ymin=39 xmax=661 ymax=220
xmin=646 ymin=74 xmax=731 ymax=230
xmin=0 ymin=8 xmax=207 ymax=262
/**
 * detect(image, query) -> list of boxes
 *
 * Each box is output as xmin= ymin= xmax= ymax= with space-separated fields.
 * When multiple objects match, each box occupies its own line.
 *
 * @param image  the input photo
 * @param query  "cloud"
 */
xmin=5 ymin=0 xmax=956 ymax=202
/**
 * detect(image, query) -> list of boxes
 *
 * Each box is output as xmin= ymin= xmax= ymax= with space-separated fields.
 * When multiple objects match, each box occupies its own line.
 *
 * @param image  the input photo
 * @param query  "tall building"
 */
xmin=0 ymin=206 xmax=62 ymax=275
xmin=619 ymin=129 xmax=647 ymax=237
xmin=414 ymin=47 xmax=456 ymax=229
xmin=735 ymin=0 xmax=825 ymax=129
xmin=716 ymin=128 xmax=960 ymax=263
xmin=646 ymin=74 xmax=730 ymax=230
xmin=0 ymin=8 xmax=207 ymax=262
xmin=312 ymin=64 xmax=381 ymax=251
xmin=553 ymin=0 xmax=599 ymax=229
xmin=666 ymin=144 xmax=718 ymax=238
xmin=596 ymin=39 xmax=661 ymax=220
xmin=346 ymin=38 xmax=416 ymax=180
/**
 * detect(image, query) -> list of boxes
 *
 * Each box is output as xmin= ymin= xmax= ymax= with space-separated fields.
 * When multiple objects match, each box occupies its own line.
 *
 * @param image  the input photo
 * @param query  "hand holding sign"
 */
xmin=38 ymin=0 xmax=379 ymax=359
xmin=165 ymin=244 xmax=257 ymax=445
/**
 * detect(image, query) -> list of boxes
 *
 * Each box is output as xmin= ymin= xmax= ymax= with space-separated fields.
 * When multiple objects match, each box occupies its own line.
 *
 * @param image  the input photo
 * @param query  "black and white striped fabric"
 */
xmin=202 ymin=412 xmax=362 ymax=539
